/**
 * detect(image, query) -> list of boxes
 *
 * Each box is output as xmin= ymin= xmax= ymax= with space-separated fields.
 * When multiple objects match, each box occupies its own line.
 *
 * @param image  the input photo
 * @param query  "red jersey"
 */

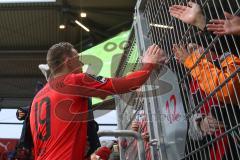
xmin=30 ymin=64 xmax=155 ymax=160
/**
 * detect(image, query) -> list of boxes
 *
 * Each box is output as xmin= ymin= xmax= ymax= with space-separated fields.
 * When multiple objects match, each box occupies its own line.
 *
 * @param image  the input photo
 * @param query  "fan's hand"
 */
xmin=200 ymin=115 xmax=224 ymax=136
xmin=169 ymin=2 xmax=206 ymax=30
xmin=172 ymin=44 xmax=189 ymax=64
xmin=207 ymin=12 xmax=240 ymax=36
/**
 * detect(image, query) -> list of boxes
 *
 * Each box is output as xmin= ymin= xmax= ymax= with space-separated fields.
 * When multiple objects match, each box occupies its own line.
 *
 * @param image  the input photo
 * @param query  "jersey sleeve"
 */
xmin=184 ymin=50 xmax=240 ymax=105
xmin=73 ymin=63 xmax=156 ymax=99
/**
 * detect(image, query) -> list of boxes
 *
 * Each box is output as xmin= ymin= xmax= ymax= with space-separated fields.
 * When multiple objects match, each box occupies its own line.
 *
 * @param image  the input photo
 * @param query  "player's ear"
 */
xmin=65 ymin=56 xmax=75 ymax=70
xmin=64 ymin=57 xmax=72 ymax=67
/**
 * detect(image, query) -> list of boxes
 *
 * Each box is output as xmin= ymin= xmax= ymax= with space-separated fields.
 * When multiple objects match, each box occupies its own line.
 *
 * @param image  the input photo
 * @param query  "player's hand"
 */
xmin=207 ymin=12 xmax=240 ymax=36
xmin=169 ymin=2 xmax=206 ymax=30
xmin=142 ymin=44 xmax=166 ymax=65
xmin=200 ymin=115 xmax=224 ymax=135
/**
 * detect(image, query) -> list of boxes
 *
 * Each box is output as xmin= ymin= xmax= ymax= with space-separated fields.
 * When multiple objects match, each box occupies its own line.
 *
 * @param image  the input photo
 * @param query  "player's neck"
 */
xmin=52 ymin=66 xmax=82 ymax=78
xmin=52 ymin=68 xmax=71 ymax=78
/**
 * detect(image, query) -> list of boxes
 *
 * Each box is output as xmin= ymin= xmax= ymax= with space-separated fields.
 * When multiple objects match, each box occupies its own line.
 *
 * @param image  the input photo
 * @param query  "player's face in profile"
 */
xmin=68 ymin=48 xmax=84 ymax=73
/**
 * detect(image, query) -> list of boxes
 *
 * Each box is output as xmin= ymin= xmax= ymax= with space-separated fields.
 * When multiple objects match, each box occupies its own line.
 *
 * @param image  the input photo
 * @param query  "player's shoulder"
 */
xmin=33 ymin=84 xmax=49 ymax=99
xmin=65 ymin=73 xmax=85 ymax=82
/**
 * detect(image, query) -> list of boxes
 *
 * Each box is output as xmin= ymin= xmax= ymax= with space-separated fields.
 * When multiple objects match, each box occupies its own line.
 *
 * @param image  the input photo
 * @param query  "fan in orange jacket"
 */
xmin=169 ymin=1 xmax=240 ymax=105
xmin=173 ymin=44 xmax=240 ymax=160
xmin=173 ymin=44 xmax=240 ymax=105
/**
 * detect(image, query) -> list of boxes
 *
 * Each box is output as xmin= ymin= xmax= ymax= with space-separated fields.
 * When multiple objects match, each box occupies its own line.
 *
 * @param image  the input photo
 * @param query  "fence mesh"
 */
xmin=144 ymin=0 xmax=240 ymax=159
xmin=115 ymin=29 xmax=152 ymax=160
xmin=116 ymin=0 xmax=240 ymax=159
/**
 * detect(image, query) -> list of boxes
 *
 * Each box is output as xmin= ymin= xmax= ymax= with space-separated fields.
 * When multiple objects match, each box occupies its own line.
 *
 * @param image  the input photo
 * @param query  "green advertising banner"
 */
xmin=79 ymin=30 xmax=131 ymax=105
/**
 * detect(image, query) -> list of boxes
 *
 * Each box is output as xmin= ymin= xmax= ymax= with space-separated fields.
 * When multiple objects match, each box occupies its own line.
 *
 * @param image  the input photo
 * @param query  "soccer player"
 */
xmin=30 ymin=42 xmax=166 ymax=160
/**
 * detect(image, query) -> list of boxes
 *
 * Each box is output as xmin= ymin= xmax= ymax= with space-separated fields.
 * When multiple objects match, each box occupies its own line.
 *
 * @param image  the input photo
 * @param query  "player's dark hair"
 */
xmin=47 ymin=42 xmax=74 ymax=72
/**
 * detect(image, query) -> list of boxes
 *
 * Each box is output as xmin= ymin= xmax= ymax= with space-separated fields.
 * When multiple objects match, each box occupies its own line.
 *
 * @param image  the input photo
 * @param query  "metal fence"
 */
xmin=115 ymin=29 xmax=151 ymax=160
xmin=115 ymin=0 xmax=240 ymax=159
